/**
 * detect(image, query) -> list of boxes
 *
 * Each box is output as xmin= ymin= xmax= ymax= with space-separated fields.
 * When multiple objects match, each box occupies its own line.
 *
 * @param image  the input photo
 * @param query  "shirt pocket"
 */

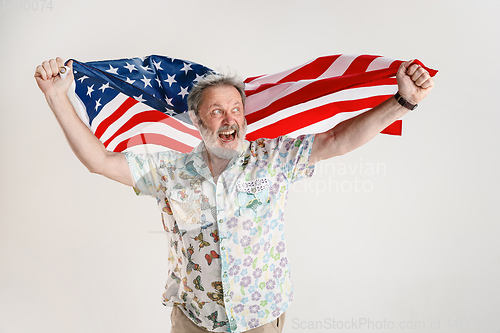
xmin=168 ymin=189 xmax=202 ymax=231
xmin=236 ymin=178 xmax=272 ymax=219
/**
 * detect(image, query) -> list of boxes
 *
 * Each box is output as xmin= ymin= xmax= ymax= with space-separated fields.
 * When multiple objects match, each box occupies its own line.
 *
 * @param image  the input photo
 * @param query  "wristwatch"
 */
xmin=394 ymin=92 xmax=418 ymax=111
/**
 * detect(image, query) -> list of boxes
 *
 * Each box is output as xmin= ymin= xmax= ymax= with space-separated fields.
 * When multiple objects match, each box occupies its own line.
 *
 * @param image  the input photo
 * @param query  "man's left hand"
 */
xmin=396 ymin=60 xmax=435 ymax=106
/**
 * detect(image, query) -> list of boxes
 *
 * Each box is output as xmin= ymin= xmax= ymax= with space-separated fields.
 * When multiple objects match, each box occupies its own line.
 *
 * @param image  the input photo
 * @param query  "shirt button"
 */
xmin=221 ymin=246 xmax=225 ymax=250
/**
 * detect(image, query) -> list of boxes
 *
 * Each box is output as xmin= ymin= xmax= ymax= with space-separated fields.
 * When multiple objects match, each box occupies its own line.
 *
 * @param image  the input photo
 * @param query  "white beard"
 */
xmin=198 ymin=119 xmax=247 ymax=160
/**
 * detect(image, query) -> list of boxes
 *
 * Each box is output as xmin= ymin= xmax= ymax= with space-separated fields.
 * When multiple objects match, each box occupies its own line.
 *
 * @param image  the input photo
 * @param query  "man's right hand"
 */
xmin=34 ymin=57 xmax=74 ymax=97
xmin=34 ymin=56 xmax=134 ymax=188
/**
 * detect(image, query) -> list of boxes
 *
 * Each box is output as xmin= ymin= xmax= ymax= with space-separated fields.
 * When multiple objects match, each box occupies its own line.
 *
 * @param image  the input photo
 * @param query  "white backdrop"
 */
xmin=1 ymin=0 xmax=499 ymax=332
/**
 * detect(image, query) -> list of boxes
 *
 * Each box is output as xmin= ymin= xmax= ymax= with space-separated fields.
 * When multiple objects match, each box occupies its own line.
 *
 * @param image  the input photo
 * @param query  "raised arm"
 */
xmin=310 ymin=60 xmax=434 ymax=163
xmin=35 ymin=57 xmax=134 ymax=187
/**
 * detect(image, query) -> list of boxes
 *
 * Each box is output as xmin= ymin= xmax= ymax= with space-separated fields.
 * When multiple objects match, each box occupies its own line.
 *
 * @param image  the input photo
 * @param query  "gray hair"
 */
xmin=187 ymin=72 xmax=246 ymax=121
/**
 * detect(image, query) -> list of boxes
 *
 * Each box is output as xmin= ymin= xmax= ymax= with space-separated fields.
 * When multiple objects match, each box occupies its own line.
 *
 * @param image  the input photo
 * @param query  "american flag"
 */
xmin=69 ymin=54 xmax=437 ymax=154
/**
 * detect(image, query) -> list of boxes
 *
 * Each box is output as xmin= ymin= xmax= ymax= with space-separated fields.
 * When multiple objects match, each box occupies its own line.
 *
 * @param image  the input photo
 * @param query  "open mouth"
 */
xmin=218 ymin=129 xmax=236 ymax=142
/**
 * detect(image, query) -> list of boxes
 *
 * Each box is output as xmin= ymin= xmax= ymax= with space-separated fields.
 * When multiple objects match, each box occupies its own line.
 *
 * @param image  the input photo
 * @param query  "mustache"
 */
xmin=217 ymin=124 xmax=240 ymax=135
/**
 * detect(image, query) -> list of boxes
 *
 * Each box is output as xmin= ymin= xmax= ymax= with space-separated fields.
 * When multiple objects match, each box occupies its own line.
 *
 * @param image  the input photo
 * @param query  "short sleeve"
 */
xmin=123 ymin=150 xmax=179 ymax=196
xmin=275 ymin=134 xmax=315 ymax=183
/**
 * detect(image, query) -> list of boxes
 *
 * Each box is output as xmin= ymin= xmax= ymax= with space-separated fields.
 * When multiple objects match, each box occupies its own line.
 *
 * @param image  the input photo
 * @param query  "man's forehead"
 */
xmin=202 ymin=85 xmax=243 ymax=106
xmin=208 ymin=100 xmax=242 ymax=108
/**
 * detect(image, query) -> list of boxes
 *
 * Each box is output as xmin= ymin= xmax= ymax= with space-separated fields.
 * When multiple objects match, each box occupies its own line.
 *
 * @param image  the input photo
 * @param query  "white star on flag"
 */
xmin=180 ymin=63 xmax=192 ymax=74
xmin=95 ymin=98 xmax=101 ymax=111
xmin=178 ymin=86 xmax=189 ymax=98
xmin=77 ymin=75 xmax=88 ymax=83
xmin=193 ymin=74 xmax=204 ymax=82
xmin=105 ymin=65 xmax=119 ymax=75
xmin=152 ymin=60 xmax=163 ymax=70
xmin=133 ymin=94 xmax=147 ymax=103
xmin=165 ymin=74 xmax=176 ymax=87
xmin=99 ymin=82 xmax=111 ymax=93
xmin=165 ymin=95 xmax=173 ymax=106
xmin=141 ymin=75 xmax=152 ymax=88
xmin=124 ymin=62 xmax=137 ymax=73
xmin=86 ymin=84 xmax=94 ymax=97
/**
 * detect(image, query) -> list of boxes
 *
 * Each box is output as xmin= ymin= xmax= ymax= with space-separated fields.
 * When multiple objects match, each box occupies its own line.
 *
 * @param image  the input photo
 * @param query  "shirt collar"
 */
xmin=233 ymin=140 xmax=250 ymax=166
xmin=186 ymin=140 xmax=250 ymax=176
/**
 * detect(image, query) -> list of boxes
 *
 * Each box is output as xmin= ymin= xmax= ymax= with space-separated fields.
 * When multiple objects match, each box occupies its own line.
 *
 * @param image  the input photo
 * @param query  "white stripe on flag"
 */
xmin=366 ymin=56 xmax=397 ymax=72
xmin=317 ymin=54 xmax=357 ymax=79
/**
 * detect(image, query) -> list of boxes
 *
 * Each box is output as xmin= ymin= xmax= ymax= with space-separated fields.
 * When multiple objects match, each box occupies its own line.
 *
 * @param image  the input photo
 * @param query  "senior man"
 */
xmin=35 ymin=57 xmax=434 ymax=333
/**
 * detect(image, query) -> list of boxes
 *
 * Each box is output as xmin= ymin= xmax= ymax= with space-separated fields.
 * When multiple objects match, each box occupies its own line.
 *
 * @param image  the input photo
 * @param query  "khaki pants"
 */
xmin=170 ymin=306 xmax=286 ymax=333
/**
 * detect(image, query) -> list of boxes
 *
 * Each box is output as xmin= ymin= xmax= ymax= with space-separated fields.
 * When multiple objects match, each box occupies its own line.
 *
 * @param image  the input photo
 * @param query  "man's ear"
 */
xmin=188 ymin=110 xmax=199 ymax=130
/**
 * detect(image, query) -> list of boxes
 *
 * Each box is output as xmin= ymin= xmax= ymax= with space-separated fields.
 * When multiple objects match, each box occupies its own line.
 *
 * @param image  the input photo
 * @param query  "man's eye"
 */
xmin=232 ymin=107 xmax=240 ymax=113
xmin=211 ymin=109 xmax=222 ymax=116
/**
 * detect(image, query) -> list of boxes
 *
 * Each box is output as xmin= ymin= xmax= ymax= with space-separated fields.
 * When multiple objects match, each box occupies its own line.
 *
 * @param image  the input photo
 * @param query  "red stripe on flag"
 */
xmin=94 ymin=97 xmax=139 ymax=139
xmin=114 ymin=133 xmax=195 ymax=153
xmin=382 ymin=59 xmax=437 ymax=76
xmin=277 ymin=55 xmax=342 ymax=83
xmin=244 ymin=74 xmax=265 ymax=84
xmin=389 ymin=60 xmax=403 ymax=70
xmin=412 ymin=59 xmax=438 ymax=76
xmin=351 ymin=77 xmax=397 ymax=88
xmin=343 ymin=55 xmax=380 ymax=76
xmin=381 ymin=120 xmax=402 ymax=136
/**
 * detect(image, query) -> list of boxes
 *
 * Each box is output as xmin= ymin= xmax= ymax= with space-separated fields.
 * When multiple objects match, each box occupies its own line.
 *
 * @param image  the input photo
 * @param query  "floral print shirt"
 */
xmin=124 ymin=134 xmax=315 ymax=332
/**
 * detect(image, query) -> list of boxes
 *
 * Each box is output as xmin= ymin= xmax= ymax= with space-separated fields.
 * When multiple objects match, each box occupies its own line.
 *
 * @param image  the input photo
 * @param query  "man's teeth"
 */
xmin=219 ymin=130 xmax=235 ymax=135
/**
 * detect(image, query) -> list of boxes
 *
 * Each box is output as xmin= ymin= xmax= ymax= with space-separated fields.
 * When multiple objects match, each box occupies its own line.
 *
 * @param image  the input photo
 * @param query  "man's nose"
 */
xmin=222 ymin=112 xmax=235 ymax=125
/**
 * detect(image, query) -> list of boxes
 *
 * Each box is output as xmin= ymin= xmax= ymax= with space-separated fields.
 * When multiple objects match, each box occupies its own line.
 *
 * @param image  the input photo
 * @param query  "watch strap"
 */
xmin=394 ymin=92 xmax=418 ymax=111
